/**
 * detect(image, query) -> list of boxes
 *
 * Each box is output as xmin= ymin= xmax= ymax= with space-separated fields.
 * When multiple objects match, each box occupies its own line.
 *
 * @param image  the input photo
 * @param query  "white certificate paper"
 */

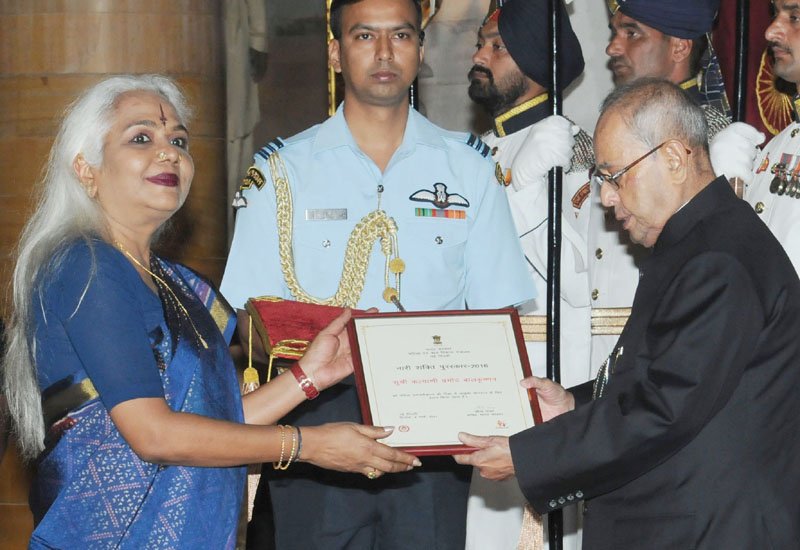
xmin=348 ymin=310 xmax=540 ymax=455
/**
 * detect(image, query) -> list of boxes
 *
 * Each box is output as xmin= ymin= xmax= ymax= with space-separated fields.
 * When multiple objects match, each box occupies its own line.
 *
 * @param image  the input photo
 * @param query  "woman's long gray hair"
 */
xmin=2 ymin=75 xmax=191 ymax=460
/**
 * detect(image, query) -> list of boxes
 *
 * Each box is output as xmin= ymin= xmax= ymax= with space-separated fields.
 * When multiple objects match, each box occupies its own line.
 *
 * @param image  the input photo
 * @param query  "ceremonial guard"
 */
xmin=589 ymin=0 xmax=763 ymax=374
xmin=746 ymin=2 xmax=800 ymax=272
xmin=464 ymin=1 xmax=590 ymax=548
xmin=221 ymin=0 xmax=534 ymax=548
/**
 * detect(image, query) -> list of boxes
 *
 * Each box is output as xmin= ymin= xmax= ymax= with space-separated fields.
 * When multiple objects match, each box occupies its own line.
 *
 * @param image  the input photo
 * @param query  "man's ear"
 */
xmin=329 ymin=39 xmax=343 ymax=74
xmin=663 ymin=140 xmax=690 ymax=183
xmin=73 ymin=154 xmax=98 ymax=199
xmin=670 ymin=37 xmax=692 ymax=65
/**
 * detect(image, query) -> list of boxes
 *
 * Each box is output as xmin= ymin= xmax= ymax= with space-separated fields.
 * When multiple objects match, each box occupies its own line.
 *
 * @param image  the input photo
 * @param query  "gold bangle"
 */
xmin=272 ymin=425 xmax=287 ymax=469
xmin=278 ymin=426 xmax=299 ymax=471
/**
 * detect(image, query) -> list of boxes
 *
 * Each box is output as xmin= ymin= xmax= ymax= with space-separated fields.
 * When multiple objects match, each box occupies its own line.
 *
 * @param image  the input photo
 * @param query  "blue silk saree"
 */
xmin=30 ymin=250 xmax=245 ymax=549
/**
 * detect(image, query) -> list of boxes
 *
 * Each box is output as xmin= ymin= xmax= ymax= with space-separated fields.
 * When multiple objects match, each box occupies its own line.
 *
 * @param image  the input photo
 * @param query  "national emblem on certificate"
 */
xmin=348 ymin=309 xmax=542 ymax=455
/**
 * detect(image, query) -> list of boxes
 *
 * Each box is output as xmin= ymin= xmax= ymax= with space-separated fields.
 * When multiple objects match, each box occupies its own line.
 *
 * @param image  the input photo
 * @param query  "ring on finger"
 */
xmin=366 ymin=468 xmax=379 ymax=480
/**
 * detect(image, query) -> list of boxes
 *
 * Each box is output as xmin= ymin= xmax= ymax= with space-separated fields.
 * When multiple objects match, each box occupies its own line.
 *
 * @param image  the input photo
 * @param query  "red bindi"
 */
xmin=159 ymin=104 xmax=167 ymax=127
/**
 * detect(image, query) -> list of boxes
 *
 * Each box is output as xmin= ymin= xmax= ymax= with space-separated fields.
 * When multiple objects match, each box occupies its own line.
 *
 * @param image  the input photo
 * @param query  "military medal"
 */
xmin=770 ymin=162 xmax=786 ymax=194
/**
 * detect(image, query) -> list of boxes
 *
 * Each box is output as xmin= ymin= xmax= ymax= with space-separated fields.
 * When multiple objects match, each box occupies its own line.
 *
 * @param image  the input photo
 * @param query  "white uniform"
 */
xmin=466 ymin=99 xmax=593 ymax=550
xmin=586 ymin=194 xmax=646 ymax=377
xmin=745 ymin=117 xmax=800 ymax=272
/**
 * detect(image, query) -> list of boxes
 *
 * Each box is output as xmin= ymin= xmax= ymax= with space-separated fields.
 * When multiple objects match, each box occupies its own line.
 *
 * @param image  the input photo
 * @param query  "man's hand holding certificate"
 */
xmin=347 ymin=309 xmax=542 ymax=456
xmin=455 ymin=375 xmax=575 ymax=480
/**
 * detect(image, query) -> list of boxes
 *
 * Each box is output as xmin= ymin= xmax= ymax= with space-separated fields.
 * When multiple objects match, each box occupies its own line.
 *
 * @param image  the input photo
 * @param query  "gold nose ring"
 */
xmin=158 ymin=151 xmax=168 ymax=161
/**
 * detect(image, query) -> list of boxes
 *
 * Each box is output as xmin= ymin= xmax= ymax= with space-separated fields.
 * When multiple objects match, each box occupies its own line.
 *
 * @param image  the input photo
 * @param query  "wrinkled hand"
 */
xmin=511 ymin=115 xmax=577 ymax=192
xmin=453 ymin=433 xmax=515 ymax=481
xmin=301 ymin=423 xmax=421 ymax=478
xmin=520 ymin=376 xmax=574 ymax=422
xmin=298 ymin=309 xmax=353 ymax=391
xmin=709 ymin=122 xmax=765 ymax=185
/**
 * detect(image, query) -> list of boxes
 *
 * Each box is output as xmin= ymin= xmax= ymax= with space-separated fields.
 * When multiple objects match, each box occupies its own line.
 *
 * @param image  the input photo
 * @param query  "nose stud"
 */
xmin=158 ymin=151 xmax=168 ymax=161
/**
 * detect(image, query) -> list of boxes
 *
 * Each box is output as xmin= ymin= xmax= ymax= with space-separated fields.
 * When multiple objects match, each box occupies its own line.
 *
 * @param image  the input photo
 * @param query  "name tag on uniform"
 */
xmin=305 ymin=209 xmax=348 ymax=221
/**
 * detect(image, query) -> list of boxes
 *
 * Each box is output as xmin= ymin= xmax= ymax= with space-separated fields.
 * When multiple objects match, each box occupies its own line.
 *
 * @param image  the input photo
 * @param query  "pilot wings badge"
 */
xmin=409 ymin=183 xmax=470 ymax=209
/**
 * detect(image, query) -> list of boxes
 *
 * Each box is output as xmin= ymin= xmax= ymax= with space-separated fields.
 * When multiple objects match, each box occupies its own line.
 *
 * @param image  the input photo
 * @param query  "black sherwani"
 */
xmin=510 ymin=177 xmax=800 ymax=549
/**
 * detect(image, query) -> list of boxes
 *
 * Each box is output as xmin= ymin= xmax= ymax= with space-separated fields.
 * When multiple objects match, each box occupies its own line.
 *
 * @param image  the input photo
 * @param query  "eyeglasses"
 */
xmin=592 ymin=141 xmax=678 ymax=190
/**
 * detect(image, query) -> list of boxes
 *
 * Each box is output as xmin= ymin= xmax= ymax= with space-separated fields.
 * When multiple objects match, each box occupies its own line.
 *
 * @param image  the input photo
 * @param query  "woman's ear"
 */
xmin=73 ymin=154 xmax=97 ymax=199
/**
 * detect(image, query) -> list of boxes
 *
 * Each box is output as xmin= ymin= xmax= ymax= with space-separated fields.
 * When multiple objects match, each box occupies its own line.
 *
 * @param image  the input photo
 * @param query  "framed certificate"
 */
xmin=347 ymin=309 xmax=542 ymax=456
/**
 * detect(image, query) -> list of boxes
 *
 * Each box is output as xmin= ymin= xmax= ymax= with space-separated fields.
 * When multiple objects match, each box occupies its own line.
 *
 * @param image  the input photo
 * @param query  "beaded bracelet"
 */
xmin=273 ymin=425 xmax=299 ymax=470
xmin=272 ymin=425 xmax=287 ymax=470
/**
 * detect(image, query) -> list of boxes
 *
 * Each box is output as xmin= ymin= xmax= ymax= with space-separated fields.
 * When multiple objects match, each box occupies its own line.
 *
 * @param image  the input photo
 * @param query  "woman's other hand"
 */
xmin=300 ymin=423 xmax=421 ymax=479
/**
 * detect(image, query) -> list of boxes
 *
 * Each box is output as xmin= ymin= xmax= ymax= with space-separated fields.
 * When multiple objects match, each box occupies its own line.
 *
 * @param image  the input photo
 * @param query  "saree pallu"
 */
xmin=30 ymin=261 xmax=246 ymax=549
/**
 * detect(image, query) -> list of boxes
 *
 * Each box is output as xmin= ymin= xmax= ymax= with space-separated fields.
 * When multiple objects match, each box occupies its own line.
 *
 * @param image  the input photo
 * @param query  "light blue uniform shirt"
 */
xmin=221 ymin=105 xmax=535 ymax=312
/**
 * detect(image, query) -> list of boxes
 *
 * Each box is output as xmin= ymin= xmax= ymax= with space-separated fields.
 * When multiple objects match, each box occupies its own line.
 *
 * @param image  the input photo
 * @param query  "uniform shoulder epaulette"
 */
xmin=464 ymin=133 xmax=492 ymax=158
xmin=568 ymin=128 xmax=595 ymax=174
xmin=254 ymin=137 xmax=286 ymax=162
xmin=701 ymin=105 xmax=732 ymax=141
xmin=232 ymin=138 xmax=286 ymax=209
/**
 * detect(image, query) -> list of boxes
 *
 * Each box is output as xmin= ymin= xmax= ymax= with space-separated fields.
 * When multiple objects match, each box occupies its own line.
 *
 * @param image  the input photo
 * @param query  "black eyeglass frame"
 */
xmin=592 ymin=141 xmax=691 ymax=190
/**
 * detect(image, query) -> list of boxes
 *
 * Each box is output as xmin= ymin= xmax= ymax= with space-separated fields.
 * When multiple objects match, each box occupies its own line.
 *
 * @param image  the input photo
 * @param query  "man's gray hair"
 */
xmin=600 ymin=78 xmax=709 ymax=153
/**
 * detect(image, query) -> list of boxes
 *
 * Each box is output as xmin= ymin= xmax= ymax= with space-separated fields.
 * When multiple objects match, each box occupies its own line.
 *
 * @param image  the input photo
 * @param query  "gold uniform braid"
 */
xmin=268 ymin=153 xmax=402 ymax=308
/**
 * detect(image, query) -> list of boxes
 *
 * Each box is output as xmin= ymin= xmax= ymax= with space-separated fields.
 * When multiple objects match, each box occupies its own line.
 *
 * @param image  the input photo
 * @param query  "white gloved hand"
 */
xmin=511 ymin=115 xmax=578 ymax=192
xmin=709 ymin=122 xmax=766 ymax=185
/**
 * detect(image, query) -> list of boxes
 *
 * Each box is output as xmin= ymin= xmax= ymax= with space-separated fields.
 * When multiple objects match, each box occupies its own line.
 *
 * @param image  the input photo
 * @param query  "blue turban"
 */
xmin=609 ymin=0 xmax=720 ymax=39
xmin=496 ymin=0 xmax=585 ymax=90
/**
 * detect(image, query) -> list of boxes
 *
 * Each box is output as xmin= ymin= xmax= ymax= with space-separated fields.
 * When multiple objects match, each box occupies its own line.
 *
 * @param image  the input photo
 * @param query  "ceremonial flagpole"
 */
xmin=733 ymin=0 xmax=750 ymax=122
xmin=546 ymin=0 xmax=564 ymax=547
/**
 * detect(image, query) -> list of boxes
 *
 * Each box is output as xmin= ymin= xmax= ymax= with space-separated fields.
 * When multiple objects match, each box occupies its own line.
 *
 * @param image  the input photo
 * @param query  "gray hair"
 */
xmin=600 ymin=77 xmax=709 ymax=154
xmin=2 ymin=75 xmax=191 ymax=460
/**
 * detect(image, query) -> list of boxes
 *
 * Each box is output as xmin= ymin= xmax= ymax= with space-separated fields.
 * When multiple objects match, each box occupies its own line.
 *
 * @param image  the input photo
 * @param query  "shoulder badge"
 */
xmin=571 ymin=182 xmax=591 ymax=210
xmin=232 ymin=165 xmax=267 ymax=209
xmin=232 ymin=138 xmax=286 ymax=209
xmin=465 ymin=133 xmax=491 ymax=158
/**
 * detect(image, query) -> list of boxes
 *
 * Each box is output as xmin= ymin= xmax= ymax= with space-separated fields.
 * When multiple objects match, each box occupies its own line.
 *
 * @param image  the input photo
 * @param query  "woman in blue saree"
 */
xmin=2 ymin=75 xmax=419 ymax=549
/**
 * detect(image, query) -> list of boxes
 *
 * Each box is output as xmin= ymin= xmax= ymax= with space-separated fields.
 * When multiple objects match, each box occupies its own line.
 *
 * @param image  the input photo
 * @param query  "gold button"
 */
xmin=755 ymin=202 xmax=765 ymax=214
xmin=595 ymin=248 xmax=603 ymax=260
xmin=592 ymin=289 xmax=599 ymax=301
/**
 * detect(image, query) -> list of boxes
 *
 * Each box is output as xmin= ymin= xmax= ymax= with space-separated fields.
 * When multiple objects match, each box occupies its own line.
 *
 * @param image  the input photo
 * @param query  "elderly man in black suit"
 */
xmin=456 ymin=78 xmax=800 ymax=549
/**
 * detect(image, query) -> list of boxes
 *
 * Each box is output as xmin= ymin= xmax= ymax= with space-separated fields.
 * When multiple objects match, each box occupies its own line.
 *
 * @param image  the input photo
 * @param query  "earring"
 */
xmin=158 ymin=151 xmax=168 ymax=161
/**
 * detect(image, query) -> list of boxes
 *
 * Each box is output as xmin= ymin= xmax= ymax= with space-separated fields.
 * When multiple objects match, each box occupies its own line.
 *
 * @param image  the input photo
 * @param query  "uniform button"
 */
xmin=322 ymin=240 xmax=331 ymax=248
xmin=595 ymin=248 xmax=603 ymax=260
xmin=548 ymin=500 xmax=558 ymax=508
xmin=435 ymin=236 xmax=444 ymax=245
xmin=566 ymin=493 xmax=575 ymax=501
xmin=755 ymin=202 xmax=765 ymax=214
xmin=558 ymin=497 xmax=566 ymax=505
xmin=591 ymin=289 xmax=599 ymax=301
xmin=575 ymin=490 xmax=584 ymax=499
